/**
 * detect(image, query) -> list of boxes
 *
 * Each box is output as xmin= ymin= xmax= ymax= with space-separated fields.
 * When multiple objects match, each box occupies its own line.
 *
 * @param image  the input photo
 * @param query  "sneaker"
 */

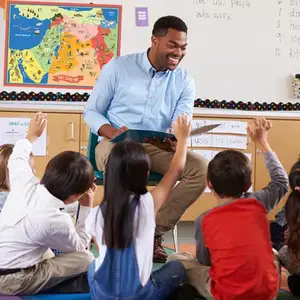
xmin=153 ymin=235 xmax=168 ymax=263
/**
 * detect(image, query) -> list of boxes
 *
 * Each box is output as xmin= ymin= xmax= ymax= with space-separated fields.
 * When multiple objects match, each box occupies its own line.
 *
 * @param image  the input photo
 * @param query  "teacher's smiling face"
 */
xmin=151 ymin=28 xmax=187 ymax=71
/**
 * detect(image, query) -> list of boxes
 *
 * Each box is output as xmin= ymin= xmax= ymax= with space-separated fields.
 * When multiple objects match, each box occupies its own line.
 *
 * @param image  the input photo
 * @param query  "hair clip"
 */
xmin=295 ymin=187 xmax=300 ymax=192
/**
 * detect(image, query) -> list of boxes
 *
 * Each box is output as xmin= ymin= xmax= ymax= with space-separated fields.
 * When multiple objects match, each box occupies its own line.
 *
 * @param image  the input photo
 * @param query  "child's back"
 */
xmin=0 ymin=113 xmax=95 ymax=296
xmin=86 ymin=114 xmax=192 ymax=300
xmin=197 ymin=118 xmax=287 ymax=300
xmin=170 ymin=118 xmax=288 ymax=300
xmin=200 ymin=199 xmax=278 ymax=299
xmin=87 ymin=192 xmax=155 ymax=296
xmin=277 ymin=160 xmax=300 ymax=296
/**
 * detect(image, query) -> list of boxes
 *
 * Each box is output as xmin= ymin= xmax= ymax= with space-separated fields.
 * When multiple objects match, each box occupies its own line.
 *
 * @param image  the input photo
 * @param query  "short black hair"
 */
xmin=207 ymin=150 xmax=252 ymax=198
xmin=41 ymin=151 xmax=94 ymax=201
xmin=152 ymin=16 xmax=187 ymax=37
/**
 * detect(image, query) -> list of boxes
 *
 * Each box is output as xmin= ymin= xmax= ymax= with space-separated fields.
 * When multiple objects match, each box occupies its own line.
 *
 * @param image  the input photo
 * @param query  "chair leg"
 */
xmin=172 ymin=224 xmax=179 ymax=252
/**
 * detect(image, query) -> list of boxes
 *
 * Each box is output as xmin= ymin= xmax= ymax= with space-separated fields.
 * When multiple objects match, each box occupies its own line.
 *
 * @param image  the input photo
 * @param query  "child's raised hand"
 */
xmin=173 ymin=114 xmax=192 ymax=143
xmin=247 ymin=117 xmax=272 ymax=152
xmin=27 ymin=112 xmax=47 ymax=143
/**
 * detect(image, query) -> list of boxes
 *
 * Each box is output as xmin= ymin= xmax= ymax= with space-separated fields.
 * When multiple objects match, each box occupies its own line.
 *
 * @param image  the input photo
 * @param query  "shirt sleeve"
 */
xmin=243 ymin=152 xmax=289 ymax=212
xmin=47 ymin=206 xmax=92 ymax=252
xmin=195 ymin=214 xmax=211 ymax=266
xmin=85 ymin=206 xmax=99 ymax=237
xmin=7 ymin=139 xmax=35 ymax=190
xmin=83 ymin=58 xmax=118 ymax=135
xmin=172 ymin=74 xmax=195 ymax=123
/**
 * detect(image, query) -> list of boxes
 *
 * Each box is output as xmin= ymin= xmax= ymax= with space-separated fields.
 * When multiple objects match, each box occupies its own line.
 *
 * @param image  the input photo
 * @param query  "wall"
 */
xmin=1 ymin=0 xmax=300 ymax=103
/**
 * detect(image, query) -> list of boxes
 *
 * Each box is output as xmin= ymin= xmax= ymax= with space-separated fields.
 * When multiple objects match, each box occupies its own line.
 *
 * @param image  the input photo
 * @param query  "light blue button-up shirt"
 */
xmin=84 ymin=51 xmax=195 ymax=136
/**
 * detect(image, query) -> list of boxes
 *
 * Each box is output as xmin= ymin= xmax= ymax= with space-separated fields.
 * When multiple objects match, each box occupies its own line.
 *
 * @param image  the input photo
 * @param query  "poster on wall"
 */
xmin=3 ymin=1 xmax=122 ymax=89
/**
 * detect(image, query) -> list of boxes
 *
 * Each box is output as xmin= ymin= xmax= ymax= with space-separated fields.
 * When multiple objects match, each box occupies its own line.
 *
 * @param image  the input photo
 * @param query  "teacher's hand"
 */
xmin=98 ymin=124 xmax=128 ymax=139
xmin=112 ymin=126 xmax=128 ymax=138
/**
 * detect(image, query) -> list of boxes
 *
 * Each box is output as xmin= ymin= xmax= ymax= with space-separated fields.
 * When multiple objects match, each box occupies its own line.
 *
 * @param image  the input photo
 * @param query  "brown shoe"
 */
xmin=153 ymin=235 xmax=168 ymax=263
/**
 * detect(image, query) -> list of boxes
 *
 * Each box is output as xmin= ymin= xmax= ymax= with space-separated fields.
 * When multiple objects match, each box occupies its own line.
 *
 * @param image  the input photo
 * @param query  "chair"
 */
xmin=87 ymin=132 xmax=179 ymax=252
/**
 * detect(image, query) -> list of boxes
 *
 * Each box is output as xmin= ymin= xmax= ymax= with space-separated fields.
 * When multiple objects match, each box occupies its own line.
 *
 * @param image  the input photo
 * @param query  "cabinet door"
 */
xmin=0 ymin=111 xmax=80 ymax=178
xmin=80 ymin=114 xmax=90 ymax=156
xmin=255 ymin=119 xmax=300 ymax=220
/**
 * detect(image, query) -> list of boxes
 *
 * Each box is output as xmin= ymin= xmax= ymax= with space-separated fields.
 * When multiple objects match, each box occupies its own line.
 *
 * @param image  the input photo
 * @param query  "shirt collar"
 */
xmin=39 ymin=184 xmax=65 ymax=210
xmin=142 ymin=49 xmax=169 ymax=77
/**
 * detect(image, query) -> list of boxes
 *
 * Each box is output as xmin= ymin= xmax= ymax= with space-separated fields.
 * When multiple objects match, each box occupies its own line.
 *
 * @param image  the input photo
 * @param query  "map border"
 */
xmin=4 ymin=1 xmax=122 ymax=89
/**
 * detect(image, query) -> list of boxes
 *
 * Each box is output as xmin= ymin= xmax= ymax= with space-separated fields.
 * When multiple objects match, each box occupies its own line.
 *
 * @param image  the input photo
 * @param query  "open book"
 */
xmin=110 ymin=124 xmax=220 ymax=143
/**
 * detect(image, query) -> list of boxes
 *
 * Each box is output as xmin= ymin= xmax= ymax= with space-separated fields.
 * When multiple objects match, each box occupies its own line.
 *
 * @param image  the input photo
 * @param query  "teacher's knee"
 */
xmin=185 ymin=151 xmax=208 ymax=182
xmin=95 ymin=141 xmax=113 ymax=171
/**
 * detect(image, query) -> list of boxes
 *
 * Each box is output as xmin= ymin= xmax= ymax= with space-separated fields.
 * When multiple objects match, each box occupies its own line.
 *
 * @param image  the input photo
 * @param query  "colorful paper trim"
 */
xmin=1 ymin=91 xmax=300 ymax=111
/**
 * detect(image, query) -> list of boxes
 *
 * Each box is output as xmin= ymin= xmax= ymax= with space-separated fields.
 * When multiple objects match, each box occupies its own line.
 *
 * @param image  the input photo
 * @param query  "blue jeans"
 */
xmin=143 ymin=260 xmax=186 ymax=299
xmin=88 ymin=246 xmax=186 ymax=300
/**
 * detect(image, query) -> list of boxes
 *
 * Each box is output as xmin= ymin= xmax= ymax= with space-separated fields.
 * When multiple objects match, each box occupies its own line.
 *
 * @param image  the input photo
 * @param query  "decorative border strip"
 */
xmin=194 ymin=99 xmax=300 ymax=111
xmin=1 ymin=91 xmax=300 ymax=111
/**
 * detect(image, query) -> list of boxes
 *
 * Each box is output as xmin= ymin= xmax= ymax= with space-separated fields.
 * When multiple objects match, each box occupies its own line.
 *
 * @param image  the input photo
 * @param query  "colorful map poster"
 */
xmin=4 ymin=2 xmax=122 ymax=89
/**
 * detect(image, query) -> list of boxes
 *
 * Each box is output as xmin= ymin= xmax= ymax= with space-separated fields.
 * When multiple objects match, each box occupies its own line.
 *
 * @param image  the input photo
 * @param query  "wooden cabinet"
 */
xmin=80 ymin=114 xmax=90 ymax=157
xmin=0 ymin=111 xmax=80 ymax=178
xmin=1 ymin=110 xmax=298 ymax=221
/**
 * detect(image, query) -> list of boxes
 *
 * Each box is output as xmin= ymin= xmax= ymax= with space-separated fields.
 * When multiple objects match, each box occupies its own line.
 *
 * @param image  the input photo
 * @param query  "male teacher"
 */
xmin=84 ymin=16 xmax=207 ymax=262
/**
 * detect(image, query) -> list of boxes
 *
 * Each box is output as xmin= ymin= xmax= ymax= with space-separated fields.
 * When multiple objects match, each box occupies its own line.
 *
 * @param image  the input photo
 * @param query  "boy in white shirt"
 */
xmin=0 ymin=112 xmax=95 ymax=295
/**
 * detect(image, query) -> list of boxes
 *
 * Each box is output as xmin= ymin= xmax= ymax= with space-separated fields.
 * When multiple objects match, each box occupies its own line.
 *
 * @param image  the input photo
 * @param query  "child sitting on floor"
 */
xmin=85 ymin=114 xmax=191 ymax=300
xmin=0 ymin=112 xmax=95 ymax=296
xmin=168 ymin=117 xmax=289 ymax=300
xmin=278 ymin=160 xmax=300 ymax=296
xmin=0 ymin=144 xmax=35 ymax=213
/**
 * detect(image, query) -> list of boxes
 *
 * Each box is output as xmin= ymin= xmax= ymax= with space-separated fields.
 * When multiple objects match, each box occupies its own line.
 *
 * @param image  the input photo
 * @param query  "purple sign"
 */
xmin=135 ymin=7 xmax=148 ymax=27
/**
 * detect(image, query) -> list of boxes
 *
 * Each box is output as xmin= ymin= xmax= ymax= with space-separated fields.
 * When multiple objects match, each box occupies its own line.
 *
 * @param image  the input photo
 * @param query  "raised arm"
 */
xmin=84 ymin=59 xmax=126 ymax=139
xmin=246 ymin=118 xmax=289 ymax=212
xmin=8 ymin=112 xmax=47 ymax=189
xmin=150 ymin=114 xmax=191 ymax=214
xmin=172 ymin=74 xmax=195 ymax=123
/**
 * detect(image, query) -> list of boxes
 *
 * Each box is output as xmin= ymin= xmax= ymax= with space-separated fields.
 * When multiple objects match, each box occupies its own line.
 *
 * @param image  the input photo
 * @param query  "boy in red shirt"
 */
xmin=168 ymin=117 xmax=288 ymax=300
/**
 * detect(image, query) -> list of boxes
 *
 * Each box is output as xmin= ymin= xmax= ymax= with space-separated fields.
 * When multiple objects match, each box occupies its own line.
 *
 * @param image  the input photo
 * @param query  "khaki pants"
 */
xmin=168 ymin=250 xmax=281 ymax=299
xmin=167 ymin=252 xmax=212 ymax=299
xmin=95 ymin=140 xmax=208 ymax=235
xmin=0 ymin=251 xmax=94 ymax=295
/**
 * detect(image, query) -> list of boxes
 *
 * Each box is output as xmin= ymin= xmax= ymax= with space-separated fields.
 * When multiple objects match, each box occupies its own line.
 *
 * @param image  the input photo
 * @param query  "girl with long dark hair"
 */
xmin=86 ymin=115 xmax=191 ymax=299
xmin=279 ymin=160 xmax=300 ymax=296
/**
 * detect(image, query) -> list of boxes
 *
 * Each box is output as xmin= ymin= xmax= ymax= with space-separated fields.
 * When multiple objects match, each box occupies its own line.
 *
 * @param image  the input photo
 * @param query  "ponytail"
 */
xmin=98 ymin=142 xmax=149 ymax=249
xmin=285 ymin=160 xmax=300 ymax=261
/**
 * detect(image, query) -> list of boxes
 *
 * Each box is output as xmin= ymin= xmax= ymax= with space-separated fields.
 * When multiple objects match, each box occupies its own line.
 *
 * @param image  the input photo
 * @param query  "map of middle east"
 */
xmin=5 ymin=2 xmax=121 ymax=88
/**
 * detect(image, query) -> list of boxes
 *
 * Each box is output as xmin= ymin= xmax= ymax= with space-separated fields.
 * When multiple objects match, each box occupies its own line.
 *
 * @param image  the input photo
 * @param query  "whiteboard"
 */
xmin=0 ymin=0 xmax=299 ymax=103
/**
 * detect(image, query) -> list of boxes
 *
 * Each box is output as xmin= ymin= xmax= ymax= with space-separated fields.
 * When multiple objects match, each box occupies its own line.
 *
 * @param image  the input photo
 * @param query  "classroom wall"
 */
xmin=1 ymin=0 xmax=300 ymax=103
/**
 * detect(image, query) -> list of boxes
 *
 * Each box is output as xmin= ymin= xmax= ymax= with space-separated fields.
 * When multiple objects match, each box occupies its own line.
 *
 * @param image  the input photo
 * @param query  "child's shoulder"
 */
xmin=200 ymin=198 xmax=264 ymax=221
xmin=138 ymin=192 xmax=154 ymax=211
xmin=140 ymin=191 xmax=153 ymax=202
